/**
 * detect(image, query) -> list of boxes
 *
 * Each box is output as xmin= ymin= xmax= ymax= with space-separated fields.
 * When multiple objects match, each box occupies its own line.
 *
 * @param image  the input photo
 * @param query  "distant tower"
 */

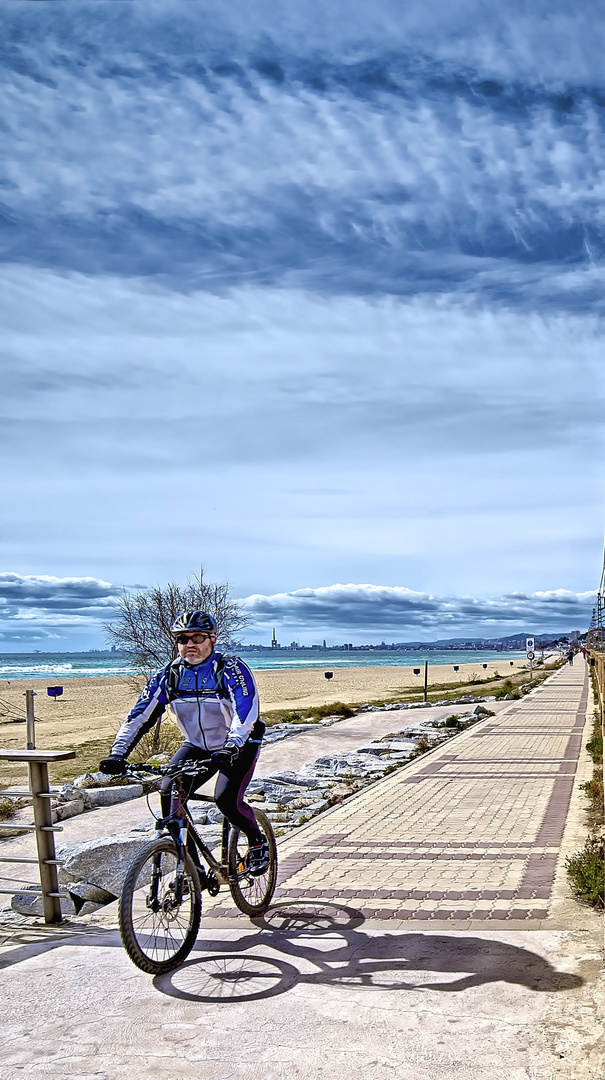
xmin=271 ymin=628 xmax=278 ymax=649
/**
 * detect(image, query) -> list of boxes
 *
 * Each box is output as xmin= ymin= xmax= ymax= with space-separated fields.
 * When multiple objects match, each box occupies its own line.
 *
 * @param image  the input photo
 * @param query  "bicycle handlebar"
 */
xmin=124 ymin=760 xmax=216 ymax=782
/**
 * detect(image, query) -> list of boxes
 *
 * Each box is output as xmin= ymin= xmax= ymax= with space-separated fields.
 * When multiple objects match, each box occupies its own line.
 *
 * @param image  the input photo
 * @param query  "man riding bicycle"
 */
xmin=100 ymin=610 xmax=269 ymax=873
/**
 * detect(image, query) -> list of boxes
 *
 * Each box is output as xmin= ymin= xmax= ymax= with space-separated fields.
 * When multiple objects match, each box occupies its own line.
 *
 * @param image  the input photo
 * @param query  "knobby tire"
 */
xmin=228 ymin=807 xmax=278 ymax=916
xmin=119 ymin=836 xmax=202 ymax=975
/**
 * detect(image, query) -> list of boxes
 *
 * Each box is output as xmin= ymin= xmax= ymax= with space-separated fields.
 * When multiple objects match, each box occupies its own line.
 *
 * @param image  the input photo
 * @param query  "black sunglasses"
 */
xmin=175 ymin=632 xmax=212 ymax=645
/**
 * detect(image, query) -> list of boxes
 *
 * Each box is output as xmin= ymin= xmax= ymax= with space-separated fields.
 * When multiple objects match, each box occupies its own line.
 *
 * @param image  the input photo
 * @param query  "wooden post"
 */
xmin=423 ymin=660 xmax=428 ymax=702
xmin=25 ymin=690 xmax=36 ymax=750
xmin=28 ymin=759 xmax=62 ymax=923
xmin=0 ymin=749 xmax=76 ymax=925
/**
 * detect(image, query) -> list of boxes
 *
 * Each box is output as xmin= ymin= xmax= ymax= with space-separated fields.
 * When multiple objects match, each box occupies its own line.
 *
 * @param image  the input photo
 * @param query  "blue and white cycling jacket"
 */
xmin=111 ymin=651 xmax=260 ymax=757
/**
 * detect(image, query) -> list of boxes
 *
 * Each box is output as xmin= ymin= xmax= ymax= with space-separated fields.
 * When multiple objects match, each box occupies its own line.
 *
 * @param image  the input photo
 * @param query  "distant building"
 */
xmin=271 ymin=628 xmax=279 ymax=649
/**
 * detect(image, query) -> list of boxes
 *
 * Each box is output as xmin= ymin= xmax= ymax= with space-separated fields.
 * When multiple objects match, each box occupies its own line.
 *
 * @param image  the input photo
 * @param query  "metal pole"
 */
xmin=423 ymin=660 xmax=428 ymax=702
xmin=28 ymin=759 xmax=62 ymax=924
xmin=24 ymin=690 xmax=36 ymax=750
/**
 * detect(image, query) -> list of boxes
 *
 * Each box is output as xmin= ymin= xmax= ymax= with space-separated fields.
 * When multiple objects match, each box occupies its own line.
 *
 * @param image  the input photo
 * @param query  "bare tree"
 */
xmin=104 ymin=569 xmax=249 ymax=687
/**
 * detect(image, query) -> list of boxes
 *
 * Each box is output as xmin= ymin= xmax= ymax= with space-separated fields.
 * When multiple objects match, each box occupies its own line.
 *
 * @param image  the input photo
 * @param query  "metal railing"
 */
xmin=585 ymin=649 xmax=605 ymax=831
xmin=0 ymin=749 xmax=76 ymax=923
xmin=587 ymin=629 xmax=605 ymax=653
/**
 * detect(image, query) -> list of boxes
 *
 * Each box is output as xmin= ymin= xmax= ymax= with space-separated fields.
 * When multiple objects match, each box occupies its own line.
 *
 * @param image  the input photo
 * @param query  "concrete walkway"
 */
xmin=0 ymin=662 xmax=603 ymax=1079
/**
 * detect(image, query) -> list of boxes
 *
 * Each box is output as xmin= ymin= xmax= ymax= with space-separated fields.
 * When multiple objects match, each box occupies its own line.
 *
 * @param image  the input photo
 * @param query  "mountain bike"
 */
xmin=117 ymin=760 xmax=277 ymax=975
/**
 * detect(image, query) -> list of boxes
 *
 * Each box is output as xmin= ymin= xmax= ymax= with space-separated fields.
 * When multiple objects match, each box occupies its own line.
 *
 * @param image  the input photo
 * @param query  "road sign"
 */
xmin=526 ymin=637 xmax=534 ymax=651
xmin=526 ymin=651 xmax=535 ymax=661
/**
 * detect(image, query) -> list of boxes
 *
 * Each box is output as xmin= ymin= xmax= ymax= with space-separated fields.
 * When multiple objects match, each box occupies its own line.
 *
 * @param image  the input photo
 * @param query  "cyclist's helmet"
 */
xmin=170 ymin=610 xmax=217 ymax=635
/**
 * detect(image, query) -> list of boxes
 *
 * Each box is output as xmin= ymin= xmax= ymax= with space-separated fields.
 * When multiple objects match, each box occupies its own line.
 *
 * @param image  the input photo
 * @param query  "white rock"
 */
xmin=130 ymin=819 xmax=157 ymax=833
xmin=58 ymin=784 xmax=85 ymax=803
xmin=78 ymin=901 xmax=106 ymax=916
xmin=53 ymin=799 xmax=85 ymax=822
xmin=57 ymin=834 xmax=153 ymax=894
xmin=73 ymin=771 xmax=113 ymax=788
xmin=82 ymin=784 xmax=143 ymax=808
xmin=67 ymin=881 xmax=116 ymax=904
xmin=197 ymin=824 xmax=222 ymax=848
xmin=11 ymin=886 xmax=76 ymax=918
xmin=291 ymin=775 xmax=326 ymax=788
xmin=264 ymin=770 xmax=299 ymax=784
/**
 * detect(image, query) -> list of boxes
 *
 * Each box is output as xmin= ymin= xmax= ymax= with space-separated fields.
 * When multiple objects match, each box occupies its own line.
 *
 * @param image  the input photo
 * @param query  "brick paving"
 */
xmin=207 ymin=661 xmax=590 ymax=926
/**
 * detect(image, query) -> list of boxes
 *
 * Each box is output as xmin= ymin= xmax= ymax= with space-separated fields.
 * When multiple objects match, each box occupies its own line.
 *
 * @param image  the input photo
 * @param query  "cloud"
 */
xmin=0 ymin=571 xmax=592 ymax=649
xmin=2 ymin=269 xmax=602 ymax=453
xmin=1 ymin=3 xmax=603 ymax=608
xmin=2 ymin=2 xmax=605 ymax=307
xmin=0 ymin=268 xmax=602 ymax=599
xmin=241 ymin=582 xmax=596 ymax=642
xmin=0 ymin=573 xmax=124 ymax=645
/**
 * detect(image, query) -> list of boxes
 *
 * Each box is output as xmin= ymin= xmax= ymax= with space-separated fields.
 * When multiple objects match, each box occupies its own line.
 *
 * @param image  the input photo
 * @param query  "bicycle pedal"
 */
xmin=206 ymin=871 xmax=220 ymax=896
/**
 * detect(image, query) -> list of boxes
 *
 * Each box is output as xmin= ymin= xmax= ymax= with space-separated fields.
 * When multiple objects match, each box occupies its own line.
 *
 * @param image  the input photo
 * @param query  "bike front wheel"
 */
xmin=228 ymin=807 xmax=278 ymax=916
xmin=119 ymin=837 xmax=202 ymax=974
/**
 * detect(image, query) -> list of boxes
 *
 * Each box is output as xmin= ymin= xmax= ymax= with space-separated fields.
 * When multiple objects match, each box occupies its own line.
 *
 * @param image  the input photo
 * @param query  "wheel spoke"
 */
xmin=119 ymin=838 xmax=202 ymax=974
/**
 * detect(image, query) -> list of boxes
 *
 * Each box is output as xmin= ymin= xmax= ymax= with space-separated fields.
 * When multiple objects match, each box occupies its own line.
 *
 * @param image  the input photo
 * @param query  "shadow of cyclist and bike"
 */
xmin=152 ymin=900 xmax=584 ymax=1004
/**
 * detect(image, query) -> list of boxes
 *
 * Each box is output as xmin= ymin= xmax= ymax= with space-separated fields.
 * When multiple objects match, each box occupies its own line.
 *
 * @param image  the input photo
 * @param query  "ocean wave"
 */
xmin=0 ymin=648 xmax=532 ymax=680
xmin=0 ymin=665 xmax=134 ymax=679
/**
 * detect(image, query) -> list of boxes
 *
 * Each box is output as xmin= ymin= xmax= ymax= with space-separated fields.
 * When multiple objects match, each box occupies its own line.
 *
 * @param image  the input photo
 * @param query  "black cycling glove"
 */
xmin=99 ymin=755 xmax=127 ymax=775
xmin=211 ymin=741 xmax=240 ymax=770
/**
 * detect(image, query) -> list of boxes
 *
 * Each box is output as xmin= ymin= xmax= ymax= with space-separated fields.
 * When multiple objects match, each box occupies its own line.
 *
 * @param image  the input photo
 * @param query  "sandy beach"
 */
xmin=0 ymin=659 xmax=529 ymax=754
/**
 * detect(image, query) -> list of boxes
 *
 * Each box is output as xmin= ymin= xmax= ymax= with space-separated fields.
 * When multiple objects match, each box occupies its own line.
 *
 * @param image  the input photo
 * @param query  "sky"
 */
xmin=1 ymin=0 xmax=604 ymax=649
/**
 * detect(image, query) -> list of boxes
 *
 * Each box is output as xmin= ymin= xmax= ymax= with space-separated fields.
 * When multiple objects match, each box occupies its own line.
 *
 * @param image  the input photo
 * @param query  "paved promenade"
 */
xmin=205 ymin=660 xmax=591 ymax=927
xmin=1 ymin=661 xmax=603 ymax=1080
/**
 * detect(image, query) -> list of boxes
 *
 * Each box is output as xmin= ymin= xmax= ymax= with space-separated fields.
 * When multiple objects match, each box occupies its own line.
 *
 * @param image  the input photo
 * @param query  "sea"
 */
xmin=0 ymin=648 xmax=529 ymax=682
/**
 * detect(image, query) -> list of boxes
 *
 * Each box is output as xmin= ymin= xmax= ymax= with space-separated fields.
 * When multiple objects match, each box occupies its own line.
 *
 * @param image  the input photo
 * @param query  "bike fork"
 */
xmin=221 ymin=816 xmax=230 ymax=866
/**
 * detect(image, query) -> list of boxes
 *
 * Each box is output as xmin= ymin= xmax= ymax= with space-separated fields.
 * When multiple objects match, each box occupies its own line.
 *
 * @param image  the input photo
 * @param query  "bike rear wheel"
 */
xmin=228 ymin=808 xmax=277 ymax=916
xmin=119 ymin=837 xmax=202 ymax=974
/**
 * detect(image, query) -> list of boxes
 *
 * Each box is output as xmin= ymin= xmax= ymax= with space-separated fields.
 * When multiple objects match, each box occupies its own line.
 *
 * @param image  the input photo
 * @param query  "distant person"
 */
xmin=567 ymin=648 xmax=574 ymax=665
xmin=99 ymin=610 xmax=269 ymax=873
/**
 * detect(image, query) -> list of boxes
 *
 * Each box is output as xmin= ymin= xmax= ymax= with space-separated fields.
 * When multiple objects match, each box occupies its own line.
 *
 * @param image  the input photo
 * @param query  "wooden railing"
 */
xmin=0 ymin=749 xmax=76 ymax=923
xmin=584 ymin=648 xmax=605 ymax=828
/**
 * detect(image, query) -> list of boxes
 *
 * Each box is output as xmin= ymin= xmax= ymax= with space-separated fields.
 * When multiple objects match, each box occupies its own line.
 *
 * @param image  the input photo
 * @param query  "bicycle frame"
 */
xmin=131 ymin=764 xmax=240 ymax=892
xmin=124 ymin=761 xmax=262 ymax=906
xmin=162 ymin=774 xmax=232 ymax=886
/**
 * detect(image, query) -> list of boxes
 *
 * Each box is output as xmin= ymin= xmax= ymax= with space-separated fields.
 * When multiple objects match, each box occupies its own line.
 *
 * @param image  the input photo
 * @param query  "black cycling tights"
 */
xmin=160 ymin=740 xmax=264 ymax=846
